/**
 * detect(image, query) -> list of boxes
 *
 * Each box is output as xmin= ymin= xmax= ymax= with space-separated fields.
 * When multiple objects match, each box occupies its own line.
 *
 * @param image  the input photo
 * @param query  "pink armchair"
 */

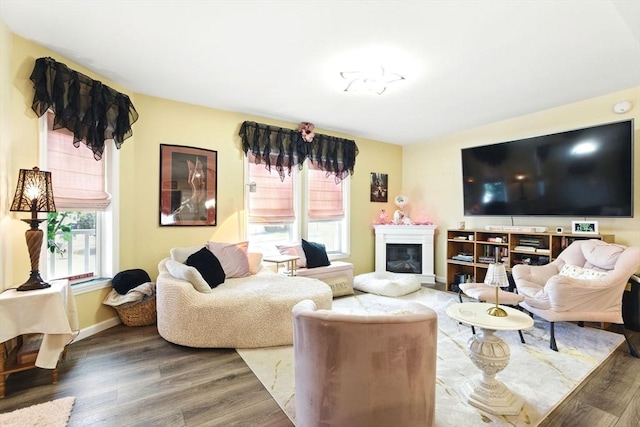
xmin=293 ymin=299 xmax=437 ymax=427
xmin=512 ymin=239 xmax=640 ymax=356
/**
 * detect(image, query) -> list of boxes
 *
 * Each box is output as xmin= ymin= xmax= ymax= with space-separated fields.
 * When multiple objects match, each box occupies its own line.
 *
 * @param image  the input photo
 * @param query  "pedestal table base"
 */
xmin=462 ymin=327 xmax=524 ymax=415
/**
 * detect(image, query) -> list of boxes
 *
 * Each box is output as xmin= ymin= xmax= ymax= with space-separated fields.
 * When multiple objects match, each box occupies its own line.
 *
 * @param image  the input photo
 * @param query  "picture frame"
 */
xmin=571 ymin=220 xmax=599 ymax=235
xmin=159 ymin=144 xmax=217 ymax=226
xmin=370 ymin=172 xmax=388 ymax=202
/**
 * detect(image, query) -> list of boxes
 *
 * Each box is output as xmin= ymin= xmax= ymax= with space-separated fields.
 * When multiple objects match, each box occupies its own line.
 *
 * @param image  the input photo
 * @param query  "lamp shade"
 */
xmin=10 ymin=167 xmax=56 ymax=213
xmin=484 ymin=263 xmax=508 ymax=288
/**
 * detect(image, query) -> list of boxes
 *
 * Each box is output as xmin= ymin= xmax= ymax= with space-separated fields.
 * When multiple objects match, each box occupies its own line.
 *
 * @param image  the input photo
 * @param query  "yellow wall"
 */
xmin=0 ymin=19 xmax=13 ymax=287
xmin=4 ymin=34 xmax=402 ymax=330
xmin=131 ymin=94 xmax=403 ymax=277
xmin=403 ymin=87 xmax=640 ymax=282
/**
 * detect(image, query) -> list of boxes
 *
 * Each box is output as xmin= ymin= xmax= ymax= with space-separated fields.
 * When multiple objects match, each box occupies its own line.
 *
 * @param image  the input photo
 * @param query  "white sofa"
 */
xmin=156 ymin=258 xmax=332 ymax=348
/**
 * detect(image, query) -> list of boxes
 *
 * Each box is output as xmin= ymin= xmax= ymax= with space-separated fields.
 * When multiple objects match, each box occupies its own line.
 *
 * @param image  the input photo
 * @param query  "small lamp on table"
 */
xmin=10 ymin=167 xmax=56 ymax=291
xmin=484 ymin=262 xmax=509 ymax=317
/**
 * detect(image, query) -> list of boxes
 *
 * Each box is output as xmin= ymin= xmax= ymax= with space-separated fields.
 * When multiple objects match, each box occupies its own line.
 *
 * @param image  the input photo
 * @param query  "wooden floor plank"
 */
xmin=1 ymin=318 xmax=638 ymax=426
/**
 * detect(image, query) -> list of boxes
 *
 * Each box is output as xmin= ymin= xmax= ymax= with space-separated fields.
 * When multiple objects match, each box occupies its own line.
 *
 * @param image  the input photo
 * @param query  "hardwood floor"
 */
xmin=1 ymin=321 xmax=639 ymax=426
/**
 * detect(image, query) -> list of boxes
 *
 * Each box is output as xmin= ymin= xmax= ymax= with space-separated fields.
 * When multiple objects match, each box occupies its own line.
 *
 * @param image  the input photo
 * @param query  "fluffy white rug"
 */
xmin=0 ymin=396 xmax=75 ymax=427
xmin=238 ymin=288 xmax=625 ymax=426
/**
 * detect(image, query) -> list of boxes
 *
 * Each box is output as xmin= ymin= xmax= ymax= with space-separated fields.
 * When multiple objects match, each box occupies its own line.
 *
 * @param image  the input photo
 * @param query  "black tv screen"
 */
xmin=462 ymin=120 xmax=634 ymax=217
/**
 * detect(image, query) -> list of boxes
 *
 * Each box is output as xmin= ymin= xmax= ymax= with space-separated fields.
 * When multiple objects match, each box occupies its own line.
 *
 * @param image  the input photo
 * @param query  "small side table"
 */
xmin=263 ymin=255 xmax=300 ymax=276
xmin=0 ymin=280 xmax=79 ymax=398
xmin=446 ymin=302 xmax=534 ymax=415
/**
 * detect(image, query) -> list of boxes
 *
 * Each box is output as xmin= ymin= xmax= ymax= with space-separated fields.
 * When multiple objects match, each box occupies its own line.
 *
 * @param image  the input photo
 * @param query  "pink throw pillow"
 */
xmin=206 ymin=241 xmax=251 ymax=278
xmin=276 ymin=243 xmax=307 ymax=268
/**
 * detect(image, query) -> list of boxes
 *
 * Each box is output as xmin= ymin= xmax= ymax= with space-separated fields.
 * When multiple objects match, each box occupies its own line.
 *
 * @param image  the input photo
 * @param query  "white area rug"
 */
xmin=238 ymin=288 xmax=624 ymax=426
xmin=0 ymin=396 xmax=75 ymax=427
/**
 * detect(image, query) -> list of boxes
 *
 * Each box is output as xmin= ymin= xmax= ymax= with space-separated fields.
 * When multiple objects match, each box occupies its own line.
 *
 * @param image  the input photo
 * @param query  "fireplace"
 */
xmin=374 ymin=224 xmax=437 ymax=284
xmin=386 ymin=243 xmax=422 ymax=274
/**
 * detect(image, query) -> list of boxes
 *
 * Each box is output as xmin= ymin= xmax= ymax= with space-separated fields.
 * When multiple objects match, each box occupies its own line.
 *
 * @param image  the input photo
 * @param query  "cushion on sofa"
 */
xmin=165 ymin=259 xmax=212 ymax=293
xmin=207 ymin=241 xmax=251 ymax=278
xmin=276 ymin=243 xmax=307 ymax=268
xmin=302 ymin=239 xmax=330 ymax=268
xmin=248 ymin=252 xmax=264 ymax=275
xmin=170 ymin=244 xmax=206 ymax=264
xmin=186 ymin=247 xmax=226 ymax=288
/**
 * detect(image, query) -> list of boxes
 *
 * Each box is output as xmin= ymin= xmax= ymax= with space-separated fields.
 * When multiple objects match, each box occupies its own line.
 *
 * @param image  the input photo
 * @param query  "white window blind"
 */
xmin=308 ymin=163 xmax=344 ymax=220
xmin=46 ymin=112 xmax=111 ymax=210
xmin=248 ymin=154 xmax=294 ymax=222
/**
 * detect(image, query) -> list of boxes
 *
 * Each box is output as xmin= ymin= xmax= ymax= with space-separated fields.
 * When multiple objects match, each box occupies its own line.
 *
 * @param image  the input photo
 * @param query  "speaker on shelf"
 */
xmin=556 ymin=226 xmax=564 ymax=233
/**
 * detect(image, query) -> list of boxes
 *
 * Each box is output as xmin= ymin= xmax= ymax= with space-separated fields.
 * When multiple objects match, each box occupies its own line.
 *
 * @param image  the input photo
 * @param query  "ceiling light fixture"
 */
xmin=340 ymin=65 xmax=405 ymax=95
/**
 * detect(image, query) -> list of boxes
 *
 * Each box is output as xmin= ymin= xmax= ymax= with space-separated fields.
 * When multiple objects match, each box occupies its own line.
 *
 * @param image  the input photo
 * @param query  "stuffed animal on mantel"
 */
xmin=393 ymin=195 xmax=412 ymax=224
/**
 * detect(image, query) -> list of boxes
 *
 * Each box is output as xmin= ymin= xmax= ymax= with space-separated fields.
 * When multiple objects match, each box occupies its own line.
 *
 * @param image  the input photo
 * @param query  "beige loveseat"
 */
xmin=156 ymin=254 xmax=332 ymax=348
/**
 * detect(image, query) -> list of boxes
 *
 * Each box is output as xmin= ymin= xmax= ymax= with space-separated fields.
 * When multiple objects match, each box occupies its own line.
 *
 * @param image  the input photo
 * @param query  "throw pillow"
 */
xmin=165 ymin=259 xmax=212 ymax=293
xmin=206 ymin=241 xmax=251 ymax=278
xmin=248 ymin=252 xmax=264 ymax=275
xmin=170 ymin=244 xmax=206 ymax=264
xmin=276 ymin=243 xmax=307 ymax=268
xmin=186 ymin=247 xmax=226 ymax=288
xmin=112 ymin=269 xmax=152 ymax=295
xmin=559 ymin=264 xmax=608 ymax=280
xmin=322 ymin=274 xmax=355 ymax=297
xmin=301 ymin=239 xmax=330 ymax=268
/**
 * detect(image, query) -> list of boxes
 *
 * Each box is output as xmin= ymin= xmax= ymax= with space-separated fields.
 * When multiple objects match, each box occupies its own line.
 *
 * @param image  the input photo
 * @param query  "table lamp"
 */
xmin=484 ymin=262 xmax=509 ymax=317
xmin=10 ymin=167 xmax=56 ymax=291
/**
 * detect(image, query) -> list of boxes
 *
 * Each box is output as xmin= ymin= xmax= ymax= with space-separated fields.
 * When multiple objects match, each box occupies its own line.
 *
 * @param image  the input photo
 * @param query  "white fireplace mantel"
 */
xmin=374 ymin=224 xmax=437 ymax=284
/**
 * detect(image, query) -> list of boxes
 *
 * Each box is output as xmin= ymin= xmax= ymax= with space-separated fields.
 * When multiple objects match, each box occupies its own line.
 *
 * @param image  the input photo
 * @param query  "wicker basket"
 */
xmin=114 ymin=294 xmax=157 ymax=326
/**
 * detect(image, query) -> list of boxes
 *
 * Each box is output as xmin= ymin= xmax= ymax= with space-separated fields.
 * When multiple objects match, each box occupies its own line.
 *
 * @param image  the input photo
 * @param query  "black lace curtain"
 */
xmin=239 ymin=121 xmax=359 ymax=182
xmin=30 ymin=57 xmax=139 ymax=160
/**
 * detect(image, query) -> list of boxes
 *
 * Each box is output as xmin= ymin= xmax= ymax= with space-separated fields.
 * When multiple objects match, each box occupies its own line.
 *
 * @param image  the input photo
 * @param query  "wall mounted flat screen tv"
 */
xmin=461 ymin=120 xmax=633 ymax=217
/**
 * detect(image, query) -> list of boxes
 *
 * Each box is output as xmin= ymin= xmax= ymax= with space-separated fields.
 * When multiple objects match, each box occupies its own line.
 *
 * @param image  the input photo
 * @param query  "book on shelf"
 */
xmin=536 ymin=248 xmax=550 ymax=254
xmin=518 ymin=237 xmax=544 ymax=247
xmin=514 ymin=245 xmax=537 ymax=252
xmin=452 ymin=255 xmax=473 ymax=262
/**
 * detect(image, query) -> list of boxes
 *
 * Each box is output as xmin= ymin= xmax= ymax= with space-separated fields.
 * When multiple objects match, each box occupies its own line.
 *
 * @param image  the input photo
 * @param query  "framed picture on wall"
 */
xmin=370 ymin=172 xmax=388 ymax=202
xmin=159 ymin=144 xmax=217 ymax=226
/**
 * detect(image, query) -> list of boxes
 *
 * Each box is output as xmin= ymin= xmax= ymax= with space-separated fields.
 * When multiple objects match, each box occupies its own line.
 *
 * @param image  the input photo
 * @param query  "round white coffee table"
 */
xmin=446 ymin=302 xmax=534 ymax=415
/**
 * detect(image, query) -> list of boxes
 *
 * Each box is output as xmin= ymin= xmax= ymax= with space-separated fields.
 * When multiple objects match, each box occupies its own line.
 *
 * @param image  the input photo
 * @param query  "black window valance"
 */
xmin=239 ymin=121 xmax=359 ymax=182
xmin=30 ymin=57 xmax=139 ymax=160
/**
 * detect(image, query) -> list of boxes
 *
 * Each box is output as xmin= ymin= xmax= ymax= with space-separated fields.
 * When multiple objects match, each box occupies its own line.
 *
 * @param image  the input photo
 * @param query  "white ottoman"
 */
xmin=353 ymin=272 xmax=421 ymax=297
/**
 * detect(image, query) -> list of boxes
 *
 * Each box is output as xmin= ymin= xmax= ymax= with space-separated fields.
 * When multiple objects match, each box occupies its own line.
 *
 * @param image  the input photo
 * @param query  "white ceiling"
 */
xmin=1 ymin=0 xmax=639 ymax=145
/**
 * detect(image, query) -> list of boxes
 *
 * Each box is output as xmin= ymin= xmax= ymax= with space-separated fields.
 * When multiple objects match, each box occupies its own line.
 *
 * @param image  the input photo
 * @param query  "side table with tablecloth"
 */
xmin=0 ymin=280 xmax=79 ymax=397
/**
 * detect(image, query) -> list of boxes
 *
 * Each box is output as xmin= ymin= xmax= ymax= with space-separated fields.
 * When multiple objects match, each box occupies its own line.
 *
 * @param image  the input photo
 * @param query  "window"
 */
xmin=305 ymin=162 xmax=348 ymax=254
xmin=40 ymin=112 xmax=118 ymax=290
xmin=246 ymin=154 xmax=349 ymax=258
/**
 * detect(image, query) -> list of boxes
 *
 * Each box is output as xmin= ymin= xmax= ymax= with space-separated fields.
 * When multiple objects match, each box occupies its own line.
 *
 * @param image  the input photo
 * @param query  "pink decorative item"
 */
xmin=298 ymin=122 xmax=315 ymax=143
xmin=379 ymin=209 xmax=388 ymax=224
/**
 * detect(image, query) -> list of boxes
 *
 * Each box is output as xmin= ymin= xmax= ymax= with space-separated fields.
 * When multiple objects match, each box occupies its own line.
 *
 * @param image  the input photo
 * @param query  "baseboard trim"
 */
xmin=74 ymin=316 xmax=121 ymax=342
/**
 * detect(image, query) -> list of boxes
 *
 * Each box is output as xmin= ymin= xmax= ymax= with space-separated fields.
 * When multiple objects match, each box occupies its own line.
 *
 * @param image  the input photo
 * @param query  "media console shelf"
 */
xmin=446 ymin=229 xmax=614 ymax=292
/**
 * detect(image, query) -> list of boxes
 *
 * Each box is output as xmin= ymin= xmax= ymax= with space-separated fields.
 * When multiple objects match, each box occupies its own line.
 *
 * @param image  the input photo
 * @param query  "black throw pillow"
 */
xmin=301 ymin=239 xmax=331 ymax=268
xmin=186 ymin=248 xmax=226 ymax=288
xmin=112 ymin=269 xmax=152 ymax=295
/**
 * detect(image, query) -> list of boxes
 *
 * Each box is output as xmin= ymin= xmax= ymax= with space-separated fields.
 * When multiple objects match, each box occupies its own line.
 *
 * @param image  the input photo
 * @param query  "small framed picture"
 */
xmin=571 ymin=220 xmax=599 ymax=235
xmin=370 ymin=172 xmax=388 ymax=202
